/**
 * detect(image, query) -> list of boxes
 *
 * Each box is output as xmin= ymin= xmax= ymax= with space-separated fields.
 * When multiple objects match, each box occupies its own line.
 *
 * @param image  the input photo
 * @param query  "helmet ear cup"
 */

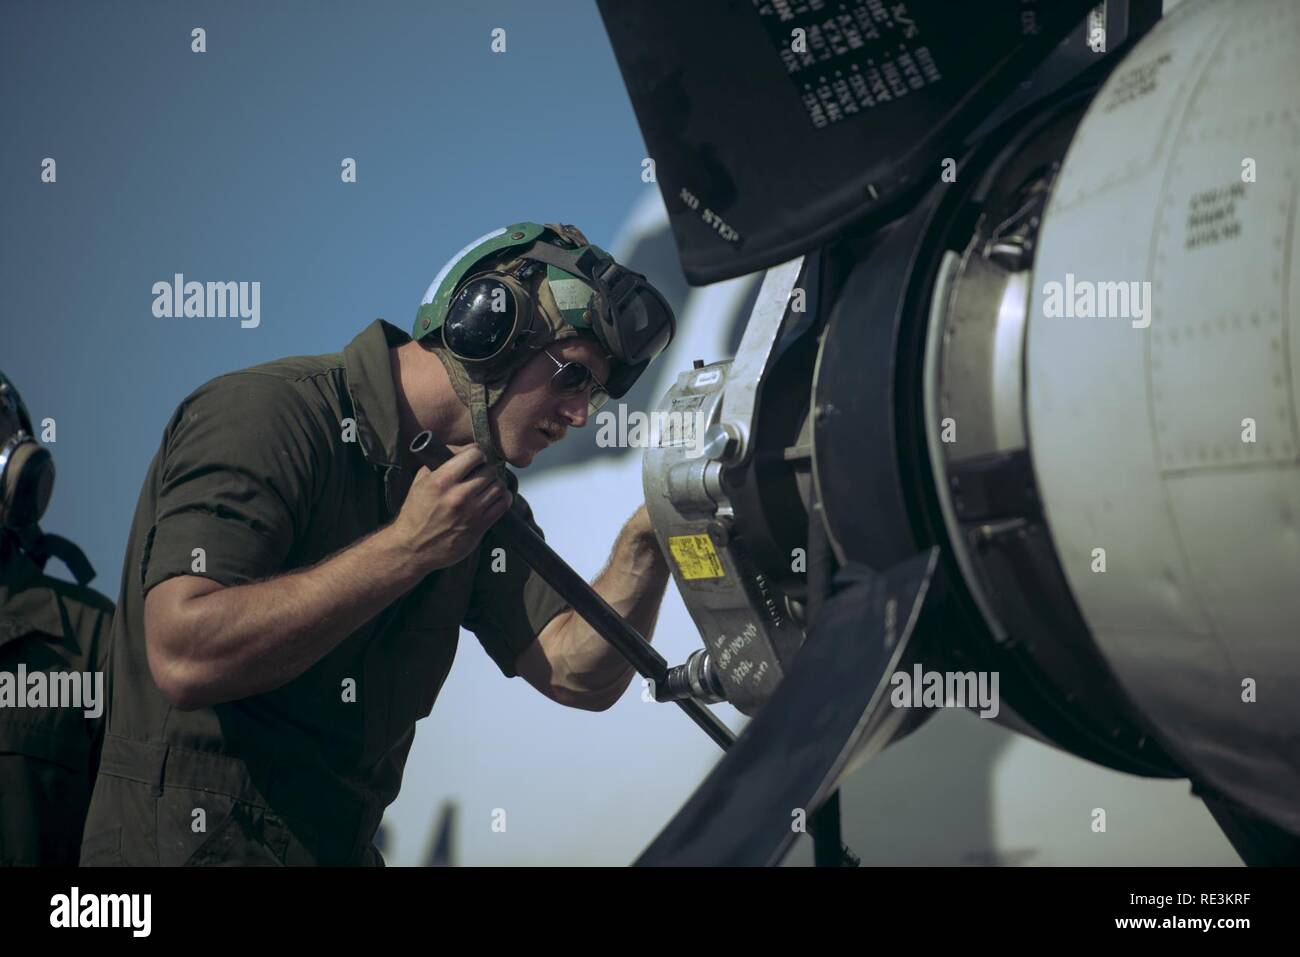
xmin=441 ymin=267 xmax=547 ymax=367
xmin=0 ymin=440 xmax=54 ymax=529
xmin=441 ymin=276 xmax=521 ymax=361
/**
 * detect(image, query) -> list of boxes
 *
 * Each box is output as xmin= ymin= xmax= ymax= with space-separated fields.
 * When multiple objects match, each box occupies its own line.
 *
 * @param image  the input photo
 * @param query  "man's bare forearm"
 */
xmin=161 ymin=524 xmax=426 ymax=707
xmin=551 ymin=509 xmax=671 ymax=702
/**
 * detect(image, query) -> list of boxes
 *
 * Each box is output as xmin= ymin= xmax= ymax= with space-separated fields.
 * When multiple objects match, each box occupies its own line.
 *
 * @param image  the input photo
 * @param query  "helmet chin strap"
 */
xmin=467 ymin=380 xmax=505 ymax=470
xmin=426 ymin=344 xmax=510 ymax=471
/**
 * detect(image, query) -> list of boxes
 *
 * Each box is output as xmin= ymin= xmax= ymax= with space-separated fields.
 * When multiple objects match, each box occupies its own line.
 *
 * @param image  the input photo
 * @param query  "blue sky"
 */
xmin=2 ymin=0 xmax=696 ymax=865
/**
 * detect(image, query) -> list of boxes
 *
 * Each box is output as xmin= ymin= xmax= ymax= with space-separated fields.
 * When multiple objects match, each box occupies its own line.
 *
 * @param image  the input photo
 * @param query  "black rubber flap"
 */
xmin=597 ymin=0 xmax=1098 ymax=284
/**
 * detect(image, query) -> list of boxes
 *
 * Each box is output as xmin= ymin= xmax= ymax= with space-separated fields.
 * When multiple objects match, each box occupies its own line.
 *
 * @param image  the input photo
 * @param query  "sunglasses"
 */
xmin=541 ymin=347 xmax=610 ymax=414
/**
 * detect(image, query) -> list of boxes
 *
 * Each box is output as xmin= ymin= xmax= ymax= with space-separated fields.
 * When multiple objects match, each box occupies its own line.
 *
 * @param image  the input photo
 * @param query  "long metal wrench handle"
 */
xmin=409 ymin=431 xmax=736 ymax=751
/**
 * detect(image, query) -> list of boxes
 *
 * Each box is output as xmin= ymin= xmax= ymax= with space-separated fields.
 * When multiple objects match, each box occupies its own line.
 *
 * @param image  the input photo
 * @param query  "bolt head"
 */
xmin=702 ymin=423 xmax=739 ymax=461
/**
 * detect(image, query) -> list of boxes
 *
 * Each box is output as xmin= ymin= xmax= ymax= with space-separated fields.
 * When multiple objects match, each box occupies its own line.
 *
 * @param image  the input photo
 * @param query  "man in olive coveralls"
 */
xmin=80 ymin=222 xmax=677 ymax=865
xmin=0 ymin=371 xmax=115 ymax=866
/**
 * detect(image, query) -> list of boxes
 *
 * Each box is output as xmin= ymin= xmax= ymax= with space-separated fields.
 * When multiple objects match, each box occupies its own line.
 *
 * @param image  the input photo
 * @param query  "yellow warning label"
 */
xmin=667 ymin=534 xmax=726 ymax=581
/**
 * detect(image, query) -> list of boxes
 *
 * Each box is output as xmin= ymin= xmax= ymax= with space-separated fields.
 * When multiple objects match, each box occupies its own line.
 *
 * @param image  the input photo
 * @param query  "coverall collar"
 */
xmin=342 ymin=319 xmax=411 ymax=471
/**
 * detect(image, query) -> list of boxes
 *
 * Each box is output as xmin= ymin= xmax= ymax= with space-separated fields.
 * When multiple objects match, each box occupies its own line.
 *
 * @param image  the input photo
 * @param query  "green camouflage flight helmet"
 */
xmin=0 ymin=370 xmax=55 ymax=530
xmin=413 ymin=221 xmax=675 ymax=465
